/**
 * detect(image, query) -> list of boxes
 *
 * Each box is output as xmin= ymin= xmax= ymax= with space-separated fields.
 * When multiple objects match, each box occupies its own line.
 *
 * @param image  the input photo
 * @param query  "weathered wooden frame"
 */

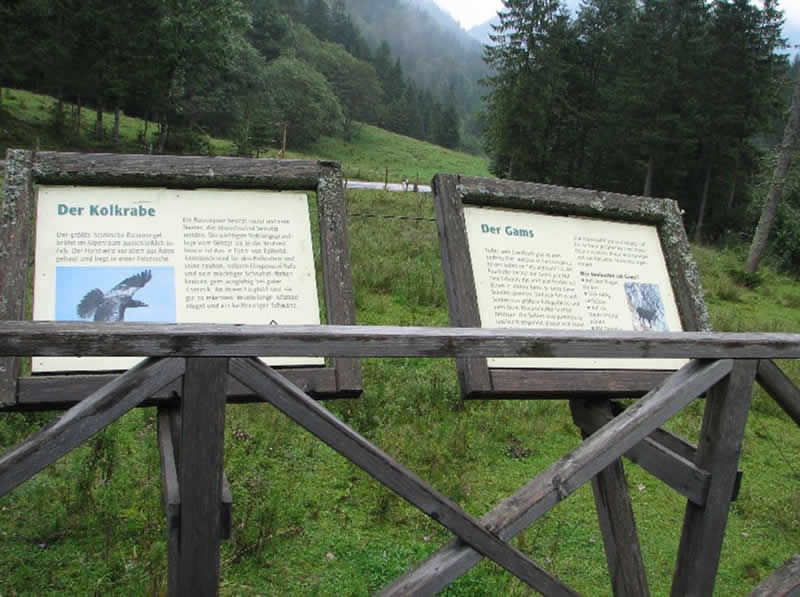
xmin=433 ymin=174 xmax=711 ymax=399
xmin=0 ymin=150 xmax=361 ymax=409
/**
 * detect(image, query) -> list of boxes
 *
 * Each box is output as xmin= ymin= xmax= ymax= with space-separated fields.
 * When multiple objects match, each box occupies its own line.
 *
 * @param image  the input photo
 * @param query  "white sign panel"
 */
xmin=463 ymin=206 xmax=684 ymax=369
xmin=33 ymin=186 xmax=323 ymax=372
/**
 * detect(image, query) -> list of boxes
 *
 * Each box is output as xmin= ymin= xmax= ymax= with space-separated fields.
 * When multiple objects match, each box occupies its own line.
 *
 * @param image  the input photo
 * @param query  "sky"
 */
xmin=431 ymin=0 xmax=800 ymax=53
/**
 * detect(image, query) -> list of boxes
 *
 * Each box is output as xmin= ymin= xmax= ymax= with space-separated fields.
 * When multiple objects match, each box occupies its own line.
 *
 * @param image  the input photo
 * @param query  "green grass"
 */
xmin=1 ymin=92 xmax=799 ymax=596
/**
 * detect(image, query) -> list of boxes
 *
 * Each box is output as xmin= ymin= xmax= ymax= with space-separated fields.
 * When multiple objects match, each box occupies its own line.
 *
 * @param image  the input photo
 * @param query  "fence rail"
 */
xmin=1 ymin=323 xmax=799 ymax=596
xmin=3 ymin=322 xmax=800 ymax=359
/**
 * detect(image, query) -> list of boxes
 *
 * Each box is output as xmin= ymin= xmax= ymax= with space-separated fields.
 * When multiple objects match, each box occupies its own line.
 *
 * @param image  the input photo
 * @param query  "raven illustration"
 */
xmin=77 ymin=270 xmax=153 ymax=321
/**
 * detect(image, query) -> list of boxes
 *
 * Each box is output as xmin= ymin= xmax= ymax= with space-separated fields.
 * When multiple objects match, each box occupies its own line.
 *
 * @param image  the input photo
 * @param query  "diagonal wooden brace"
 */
xmin=572 ymin=400 xmax=710 ymax=505
xmin=756 ymin=359 xmax=800 ymax=428
xmin=229 ymin=356 xmax=581 ymax=597
xmin=0 ymin=357 xmax=185 ymax=497
xmin=378 ymin=358 xmax=734 ymax=596
xmin=747 ymin=553 xmax=800 ymax=597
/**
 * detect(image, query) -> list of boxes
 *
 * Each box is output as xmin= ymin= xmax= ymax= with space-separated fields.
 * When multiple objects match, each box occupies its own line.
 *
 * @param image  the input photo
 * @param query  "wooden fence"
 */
xmin=1 ymin=323 xmax=799 ymax=596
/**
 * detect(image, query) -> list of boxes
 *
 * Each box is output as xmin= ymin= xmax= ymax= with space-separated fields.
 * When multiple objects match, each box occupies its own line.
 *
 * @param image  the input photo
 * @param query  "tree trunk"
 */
xmin=643 ymin=155 xmax=655 ymax=197
xmin=113 ymin=107 xmax=121 ymax=146
xmin=727 ymin=172 xmax=737 ymax=211
xmin=727 ymin=140 xmax=743 ymax=211
xmin=74 ymin=95 xmax=82 ymax=136
xmin=94 ymin=103 xmax=104 ymax=139
xmin=158 ymin=115 xmax=168 ymax=154
xmin=744 ymin=73 xmax=800 ymax=274
xmin=694 ymin=162 xmax=712 ymax=242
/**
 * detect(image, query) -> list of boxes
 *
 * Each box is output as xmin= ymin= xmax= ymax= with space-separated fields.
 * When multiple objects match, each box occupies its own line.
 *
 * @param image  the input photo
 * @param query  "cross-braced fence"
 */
xmin=1 ymin=323 xmax=799 ymax=596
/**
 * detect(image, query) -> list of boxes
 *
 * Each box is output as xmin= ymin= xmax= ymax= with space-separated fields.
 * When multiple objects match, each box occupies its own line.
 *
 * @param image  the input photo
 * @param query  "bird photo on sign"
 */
xmin=55 ymin=266 xmax=176 ymax=323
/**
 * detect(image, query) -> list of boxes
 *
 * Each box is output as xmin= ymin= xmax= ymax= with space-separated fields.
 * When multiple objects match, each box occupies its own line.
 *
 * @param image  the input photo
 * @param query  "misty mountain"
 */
xmin=341 ymin=0 xmax=489 ymax=118
xmin=468 ymin=16 xmax=500 ymax=46
xmin=405 ymin=0 xmax=464 ymax=35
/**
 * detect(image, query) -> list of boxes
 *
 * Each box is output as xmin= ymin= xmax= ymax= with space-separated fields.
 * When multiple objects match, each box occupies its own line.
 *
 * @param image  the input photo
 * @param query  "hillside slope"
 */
xmin=0 ymin=88 xmax=490 ymax=184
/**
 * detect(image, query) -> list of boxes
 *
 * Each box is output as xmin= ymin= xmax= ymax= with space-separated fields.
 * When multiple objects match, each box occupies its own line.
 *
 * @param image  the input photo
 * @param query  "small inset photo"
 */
xmin=624 ymin=282 xmax=669 ymax=331
xmin=55 ymin=266 xmax=176 ymax=322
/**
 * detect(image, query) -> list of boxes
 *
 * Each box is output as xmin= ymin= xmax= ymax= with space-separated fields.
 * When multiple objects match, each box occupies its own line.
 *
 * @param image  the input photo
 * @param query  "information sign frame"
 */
xmin=0 ymin=151 xmax=361 ymax=408
xmin=433 ymin=173 xmax=710 ymax=399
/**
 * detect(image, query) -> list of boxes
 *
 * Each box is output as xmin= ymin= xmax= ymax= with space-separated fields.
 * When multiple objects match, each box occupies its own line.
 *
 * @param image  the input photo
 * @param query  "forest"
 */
xmin=1 ymin=0 xmax=800 ymax=260
xmin=485 ymin=0 xmax=797 ymax=251
xmin=0 ymin=0 xmax=465 ymax=156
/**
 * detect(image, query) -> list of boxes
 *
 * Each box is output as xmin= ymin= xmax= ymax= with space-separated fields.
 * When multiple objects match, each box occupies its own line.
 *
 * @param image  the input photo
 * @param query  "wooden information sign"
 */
xmin=0 ymin=151 xmax=362 ymax=408
xmin=433 ymin=173 xmax=710 ymax=398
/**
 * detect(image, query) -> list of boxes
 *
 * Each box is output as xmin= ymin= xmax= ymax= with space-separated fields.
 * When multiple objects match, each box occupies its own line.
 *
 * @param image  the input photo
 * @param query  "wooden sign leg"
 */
xmin=571 ymin=400 xmax=650 ymax=597
xmin=671 ymin=360 xmax=758 ymax=597
xmin=176 ymin=358 xmax=229 ymax=597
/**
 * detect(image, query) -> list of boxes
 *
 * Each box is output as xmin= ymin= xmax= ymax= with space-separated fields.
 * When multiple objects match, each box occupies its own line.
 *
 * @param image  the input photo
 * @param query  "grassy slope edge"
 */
xmin=0 ymin=88 xmax=491 ymax=184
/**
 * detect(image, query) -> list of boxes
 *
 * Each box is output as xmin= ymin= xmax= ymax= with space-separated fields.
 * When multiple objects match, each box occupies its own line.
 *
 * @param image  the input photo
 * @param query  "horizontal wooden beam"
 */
xmin=0 ymin=357 xmax=184 ymax=497
xmin=230 ymin=357 xmax=581 ymax=597
xmin=378 ymin=359 xmax=733 ymax=596
xmin=757 ymin=359 xmax=800 ymax=428
xmin=487 ymin=369 xmax=671 ymax=398
xmin=29 ymin=152 xmax=327 ymax=189
xmin=3 ymin=323 xmax=800 ymax=359
xmin=9 ymin=367 xmax=347 ymax=410
xmin=571 ymin=400 xmax=710 ymax=505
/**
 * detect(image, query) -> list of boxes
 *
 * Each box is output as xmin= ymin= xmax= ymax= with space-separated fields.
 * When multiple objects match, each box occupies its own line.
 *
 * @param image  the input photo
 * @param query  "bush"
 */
xmin=162 ymin=126 xmax=214 ymax=156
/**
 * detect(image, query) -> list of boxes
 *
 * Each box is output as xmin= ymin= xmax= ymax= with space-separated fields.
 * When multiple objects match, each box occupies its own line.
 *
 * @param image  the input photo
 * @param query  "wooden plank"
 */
xmin=570 ymin=401 xmax=650 ymax=597
xmin=572 ymin=400 xmax=710 ymax=505
xmin=432 ymin=173 xmax=492 ymax=396
xmin=748 ymin=554 xmax=800 ymax=597
xmin=157 ymin=408 xmax=181 ymax=597
xmin=0 ymin=150 xmax=35 ymax=407
xmin=671 ymin=360 xmax=758 ymax=597
xmin=12 ymin=367 xmax=342 ymax=410
xmin=5 ymin=322 xmax=800 ymax=360
xmin=158 ymin=409 xmax=231 ymax=548
xmin=229 ymin=357 xmax=581 ymax=597
xmin=610 ymin=400 xmax=744 ymax=502
xmin=30 ymin=151 xmax=322 ymax=189
xmin=318 ymin=162 xmax=361 ymax=395
xmin=487 ymin=368 xmax=670 ymax=398
xmin=378 ymin=359 xmax=733 ymax=596
xmin=177 ymin=358 xmax=228 ymax=596
xmin=757 ymin=359 xmax=800 ymax=427
xmin=0 ymin=357 xmax=184 ymax=497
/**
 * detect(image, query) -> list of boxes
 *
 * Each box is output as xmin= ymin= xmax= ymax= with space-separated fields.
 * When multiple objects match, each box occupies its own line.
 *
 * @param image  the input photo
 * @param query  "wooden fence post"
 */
xmin=175 ymin=358 xmax=229 ymax=596
xmin=671 ymin=359 xmax=758 ymax=597
xmin=0 ymin=150 xmax=34 ymax=408
xmin=570 ymin=400 xmax=650 ymax=597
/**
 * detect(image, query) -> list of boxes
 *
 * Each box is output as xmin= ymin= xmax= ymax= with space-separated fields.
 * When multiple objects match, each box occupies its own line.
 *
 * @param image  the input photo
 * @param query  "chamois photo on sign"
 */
xmin=55 ymin=266 xmax=176 ymax=323
xmin=624 ymin=281 xmax=669 ymax=331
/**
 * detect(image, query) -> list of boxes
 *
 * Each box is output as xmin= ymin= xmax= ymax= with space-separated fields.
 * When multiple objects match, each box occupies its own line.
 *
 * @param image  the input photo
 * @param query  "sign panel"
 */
xmin=33 ymin=186 xmax=323 ymax=372
xmin=463 ymin=206 xmax=684 ymax=369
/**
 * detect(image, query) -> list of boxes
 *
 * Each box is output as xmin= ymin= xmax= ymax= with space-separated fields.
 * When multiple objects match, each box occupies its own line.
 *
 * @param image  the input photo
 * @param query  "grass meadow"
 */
xmin=0 ymin=90 xmax=798 ymax=596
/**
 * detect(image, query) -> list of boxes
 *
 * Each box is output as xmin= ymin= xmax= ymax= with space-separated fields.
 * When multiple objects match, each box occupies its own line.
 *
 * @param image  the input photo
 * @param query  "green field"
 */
xmin=0 ymin=91 xmax=798 ymax=596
